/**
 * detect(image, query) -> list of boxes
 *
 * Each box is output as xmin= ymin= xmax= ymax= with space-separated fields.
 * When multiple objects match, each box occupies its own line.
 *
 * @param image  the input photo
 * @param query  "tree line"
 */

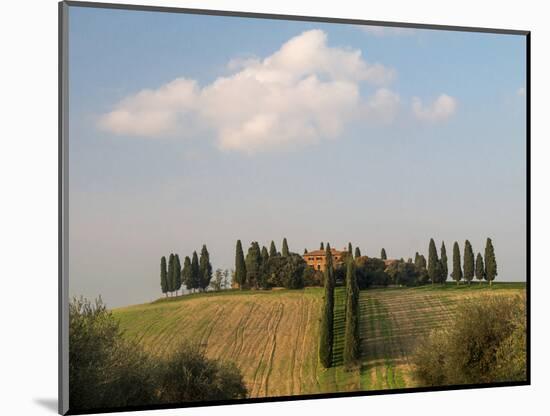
xmin=352 ymin=237 xmax=497 ymax=288
xmin=160 ymin=245 xmax=213 ymax=297
xmin=159 ymin=237 xmax=497 ymax=296
xmin=426 ymin=237 xmax=497 ymax=286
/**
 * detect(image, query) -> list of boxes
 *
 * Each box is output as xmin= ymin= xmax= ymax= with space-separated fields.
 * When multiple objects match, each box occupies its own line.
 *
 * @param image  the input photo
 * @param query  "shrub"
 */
xmin=303 ymin=266 xmax=323 ymax=286
xmin=69 ymin=297 xmax=156 ymax=410
xmin=412 ymin=295 xmax=526 ymax=386
xmin=355 ymin=257 xmax=389 ymax=288
xmin=385 ymin=260 xmax=419 ymax=286
xmin=157 ymin=343 xmax=247 ymax=403
xmin=69 ymin=297 xmax=247 ymax=412
xmin=264 ymin=253 xmax=306 ymax=289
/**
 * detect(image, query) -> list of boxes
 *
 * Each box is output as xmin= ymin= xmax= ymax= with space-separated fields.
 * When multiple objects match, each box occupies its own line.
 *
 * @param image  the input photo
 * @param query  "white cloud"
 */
xmin=99 ymin=29 xmax=398 ymax=153
xmin=362 ymin=88 xmax=401 ymax=123
xmin=359 ymin=25 xmax=417 ymax=37
xmin=99 ymin=78 xmax=200 ymax=137
xmin=517 ymin=87 xmax=526 ymax=97
xmin=412 ymin=94 xmax=457 ymax=122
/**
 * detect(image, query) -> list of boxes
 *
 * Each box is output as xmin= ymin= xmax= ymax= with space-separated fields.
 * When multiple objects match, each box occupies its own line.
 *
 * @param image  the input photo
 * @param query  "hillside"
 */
xmin=113 ymin=283 xmax=525 ymax=398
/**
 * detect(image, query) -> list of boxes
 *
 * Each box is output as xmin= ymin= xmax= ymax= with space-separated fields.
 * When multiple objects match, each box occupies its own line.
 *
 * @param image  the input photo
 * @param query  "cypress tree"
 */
xmin=320 ymin=242 xmax=324 ymax=250
xmin=354 ymin=247 xmax=361 ymax=258
xmin=235 ymin=240 xmax=247 ymax=290
xmin=416 ymin=254 xmax=428 ymax=284
xmin=182 ymin=256 xmax=192 ymax=291
xmin=259 ymin=246 xmax=270 ymax=289
xmin=419 ymin=254 xmax=428 ymax=266
xmin=427 ymin=239 xmax=439 ymax=285
xmin=463 ymin=240 xmax=474 ymax=285
xmin=246 ymin=242 xmax=262 ymax=288
xmin=160 ymin=256 xmax=168 ymax=297
xmin=343 ymin=258 xmax=360 ymax=368
xmin=419 ymin=255 xmax=427 ymax=269
xmin=319 ymin=244 xmax=335 ymax=368
xmin=282 ymin=238 xmax=289 ymax=257
xmin=174 ymin=254 xmax=182 ymax=295
xmin=269 ymin=241 xmax=277 ymax=257
xmin=451 ymin=242 xmax=462 ymax=285
xmin=440 ymin=242 xmax=448 ymax=284
xmin=261 ymin=246 xmax=269 ymax=263
xmin=485 ymin=238 xmax=498 ymax=286
xmin=191 ymin=251 xmax=200 ymax=292
xmin=167 ymin=253 xmax=175 ymax=295
xmin=348 ymin=242 xmax=353 ymax=255
xmin=199 ymin=245 xmax=212 ymax=291
xmin=304 ymin=248 xmax=308 ymax=254
xmin=475 ymin=252 xmax=485 ymax=284
xmin=381 ymin=248 xmax=387 ymax=260
xmin=414 ymin=252 xmax=420 ymax=266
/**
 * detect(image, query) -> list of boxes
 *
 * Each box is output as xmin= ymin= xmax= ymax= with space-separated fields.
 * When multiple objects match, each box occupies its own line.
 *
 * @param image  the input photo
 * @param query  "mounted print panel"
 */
xmin=59 ymin=1 xmax=529 ymax=414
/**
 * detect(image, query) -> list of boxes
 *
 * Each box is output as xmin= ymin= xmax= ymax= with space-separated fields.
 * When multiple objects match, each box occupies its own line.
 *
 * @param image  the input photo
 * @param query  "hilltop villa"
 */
xmin=302 ymin=248 xmax=398 ymax=272
xmin=303 ymin=248 xmax=345 ymax=272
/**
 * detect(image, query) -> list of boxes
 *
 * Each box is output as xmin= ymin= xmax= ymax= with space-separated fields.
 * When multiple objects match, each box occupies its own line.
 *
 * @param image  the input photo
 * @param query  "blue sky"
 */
xmin=68 ymin=6 xmax=526 ymax=307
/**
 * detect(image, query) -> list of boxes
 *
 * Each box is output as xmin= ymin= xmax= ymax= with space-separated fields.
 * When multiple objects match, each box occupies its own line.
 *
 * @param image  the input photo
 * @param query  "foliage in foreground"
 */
xmin=69 ymin=297 xmax=247 ymax=412
xmin=412 ymin=294 xmax=526 ymax=386
xmin=157 ymin=343 xmax=247 ymax=403
xmin=69 ymin=297 xmax=156 ymax=410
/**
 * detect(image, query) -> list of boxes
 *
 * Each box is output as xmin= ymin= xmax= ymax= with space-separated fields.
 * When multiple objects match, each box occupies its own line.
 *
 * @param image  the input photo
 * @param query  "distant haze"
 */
xmin=68 ymin=7 xmax=526 ymax=308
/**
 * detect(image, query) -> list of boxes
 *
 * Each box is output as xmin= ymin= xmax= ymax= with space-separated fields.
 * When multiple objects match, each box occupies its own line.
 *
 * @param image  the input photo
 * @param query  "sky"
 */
xmin=67 ymin=5 xmax=527 ymax=308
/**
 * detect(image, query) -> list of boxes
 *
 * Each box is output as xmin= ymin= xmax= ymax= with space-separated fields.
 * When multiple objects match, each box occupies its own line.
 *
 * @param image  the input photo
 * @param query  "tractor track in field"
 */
xmin=230 ymin=302 xmax=258 ymax=360
xmin=198 ymin=304 xmax=226 ymax=352
xmin=262 ymin=302 xmax=285 ymax=397
xmin=249 ymin=302 xmax=281 ymax=396
xmin=296 ymin=296 xmax=313 ymax=394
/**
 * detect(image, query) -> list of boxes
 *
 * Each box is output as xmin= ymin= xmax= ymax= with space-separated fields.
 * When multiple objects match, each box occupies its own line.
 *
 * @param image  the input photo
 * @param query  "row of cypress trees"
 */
xmin=427 ymin=239 xmax=447 ymax=284
xmin=343 ymin=257 xmax=360 ymax=369
xmin=426 ymin=238 xmax=497 ymax=286
xmin=318 ymin=244 xmax=335 ymax=368
xmin=160 ymin=245 xmax=212 ymax=296
xmin=319 ymin=244 xmax=361 ymax=369
xmin=450 ymin=238 xmax=497 ymax=285
xmin=160 ymin=254 xmax=182 ymax=296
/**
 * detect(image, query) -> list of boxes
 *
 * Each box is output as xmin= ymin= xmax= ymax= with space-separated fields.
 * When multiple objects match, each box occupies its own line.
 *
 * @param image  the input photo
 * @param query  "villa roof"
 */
xmin=303 ymin=250 xmax=398 ymax=265
xmin=304 ymin=248 xmax=344 ymax=257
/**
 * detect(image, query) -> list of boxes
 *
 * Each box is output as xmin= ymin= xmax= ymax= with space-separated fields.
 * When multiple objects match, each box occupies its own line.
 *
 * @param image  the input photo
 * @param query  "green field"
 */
xmin=113 ymin=282 xmax=525 ymax=398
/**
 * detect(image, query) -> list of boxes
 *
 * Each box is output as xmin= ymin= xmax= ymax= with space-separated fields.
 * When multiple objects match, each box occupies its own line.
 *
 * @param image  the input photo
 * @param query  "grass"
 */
xmin=113 ymin=282 xmax=525 ymax=398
